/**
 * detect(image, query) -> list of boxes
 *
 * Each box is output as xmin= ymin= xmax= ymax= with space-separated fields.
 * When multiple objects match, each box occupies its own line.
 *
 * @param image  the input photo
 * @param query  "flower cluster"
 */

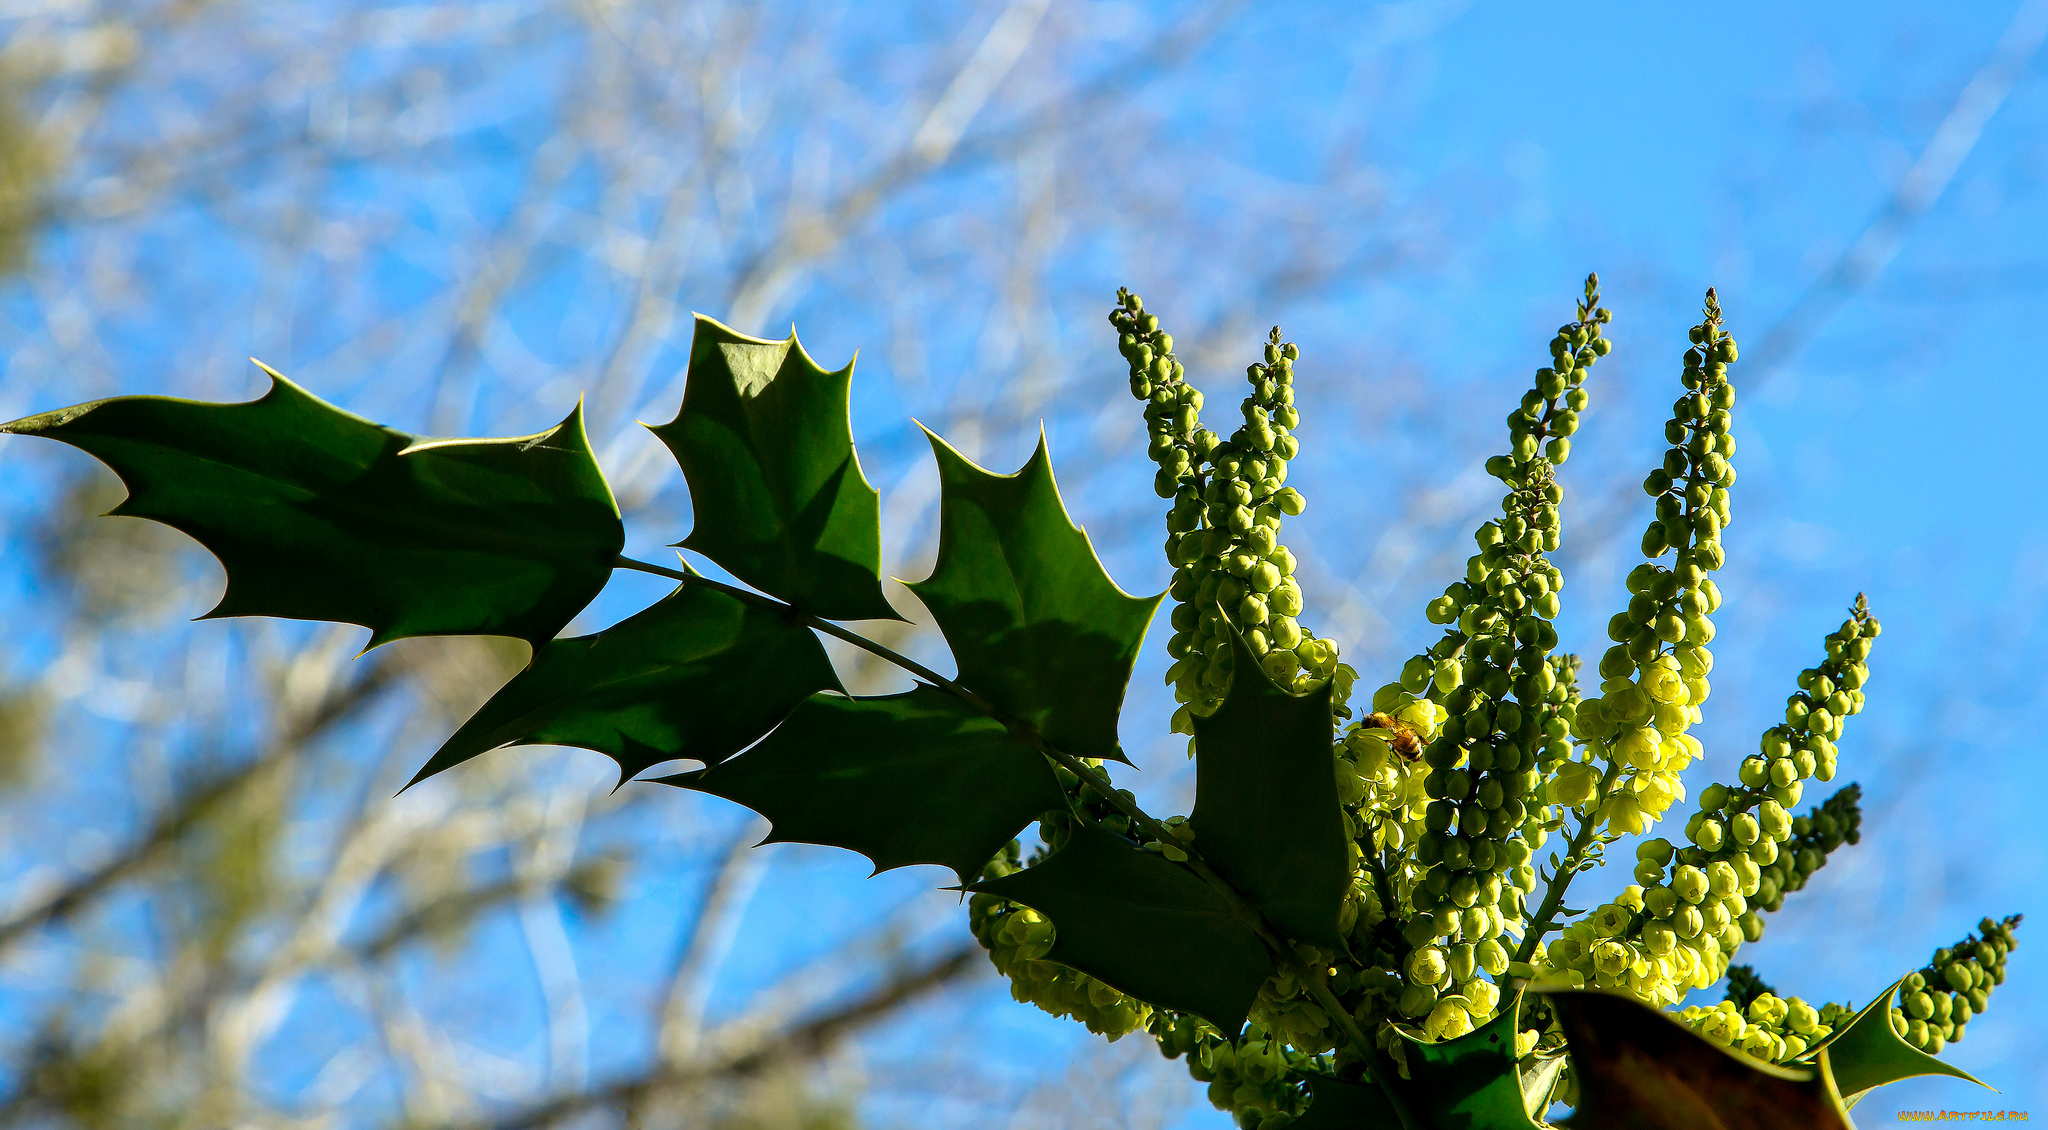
xmin=1345 ymin=274 xmax=1611 ymax=1041
xmin=1678 ymin=992 xmax=1852 ymax=1064
xmin=964 ymin=278 xmax=2023 ymax=1127
xmin=1179 ymin=1025 xmax=1313 ymax=1129
xmin=1546 ymin=600 xmax=1877 ymax=1007
xmin=1753 ymin=783 xmax=1860 ymax=914
xmin=1890 ymin=916 xmax=2021 ymax=1054
xmin=1109 ymin=291 xmax=1353 ymax=742
xmin=1555 ymin=290 xmax=1740 ymax=840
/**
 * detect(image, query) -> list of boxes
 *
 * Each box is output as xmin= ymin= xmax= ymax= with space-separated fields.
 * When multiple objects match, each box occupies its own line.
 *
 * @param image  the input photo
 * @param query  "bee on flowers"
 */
xmin=1361 ymin=712 xmax=1424 ymax=761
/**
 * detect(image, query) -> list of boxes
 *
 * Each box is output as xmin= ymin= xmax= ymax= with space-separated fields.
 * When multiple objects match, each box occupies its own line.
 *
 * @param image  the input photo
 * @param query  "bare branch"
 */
xmin=476 ymin=942 xmax=983 ymax=1130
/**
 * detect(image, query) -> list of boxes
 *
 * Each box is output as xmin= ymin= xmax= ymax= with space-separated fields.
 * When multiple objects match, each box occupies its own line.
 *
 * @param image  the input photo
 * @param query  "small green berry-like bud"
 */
xmin=1690 ymin=818 xmax=1725 ymax=852
xmin=1673 ymin=865 xmax=1710 ymax=904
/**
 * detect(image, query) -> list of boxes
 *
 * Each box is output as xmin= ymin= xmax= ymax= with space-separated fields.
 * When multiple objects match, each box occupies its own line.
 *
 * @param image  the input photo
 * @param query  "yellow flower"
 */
xmin=1426 ymin=997 xmax=1475 ymax=1041
xmin=1550 ymin=761 xmax=1600 ymax=807
xmin=1603 ymin=792 xmax=1649 ymax=835
xmin=1643 ymin=663 xmax=1686 ymax=704
xmin=1615 ymin=726 xmax=1661 ymax=768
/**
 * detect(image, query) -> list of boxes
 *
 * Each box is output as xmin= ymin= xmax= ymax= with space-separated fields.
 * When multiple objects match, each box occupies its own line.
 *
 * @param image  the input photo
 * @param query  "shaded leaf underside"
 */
xmin=649 ymin=315 xmax=897 ymax=623
xmin=662 ymin=686 xmax=1065 ymax=883
xmin=412 ymin=576 xmax=841 ymax=786
xmin=1548 ymin=988 xmax=1852 ymax=1130
xmin=971 ymin=821 xmax=1274 ymax=1034
xmin=2 ymin=365 xmax=622 ymax=647
xmin=1190 ymin=621 xmax=1348 ymax=947
xmin=1290 ymin=1075 xmax=1400 ymax=1130
xmin=906 ymin=428 xmax=1159 ymax=763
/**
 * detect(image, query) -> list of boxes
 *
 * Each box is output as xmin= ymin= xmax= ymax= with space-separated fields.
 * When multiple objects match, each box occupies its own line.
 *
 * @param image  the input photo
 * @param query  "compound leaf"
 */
xmin=970 ymin=821 xmax=1274 ymax=1034
xmin=2 ymin=364 xmax=621 ymax=647
xmin=1189 ymin=622 xmax=1348 ymax=947
xmin=905 ymin=428 xmax=1160 ymax=763
xmin=661 ymin=686 xmax=1062 ymax=883
xmin=1394 ymin=987 xmax=1545 ymax=1130
xmin=411 ymin=576 xmax=840 ymax=787
xmin=1814 ymin=978 xmax=1988 ymax=1102
xmin=649 ymin=316 xmax=897 ymax=622
xmin=1290 ymin=1074 xmax=1401 ymax=1129
xmin=1547 ymin=988 xmax=1853 ymax=1129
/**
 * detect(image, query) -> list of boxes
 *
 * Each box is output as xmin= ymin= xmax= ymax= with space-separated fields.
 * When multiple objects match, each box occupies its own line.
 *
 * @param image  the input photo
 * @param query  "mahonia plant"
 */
xmin=1 ymin=276 xmax=2021 ymax=1129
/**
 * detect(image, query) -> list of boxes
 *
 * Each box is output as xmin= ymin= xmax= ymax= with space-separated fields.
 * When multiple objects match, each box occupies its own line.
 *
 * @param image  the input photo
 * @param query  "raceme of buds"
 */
xmin=1546 ymin=596 xmax=1878 ymax=1008
xmin=1112 ymin=291 xmax=1355 ymax=744
xmin=1540 ymin=292 xmax=1745 ymax=1007
xmin=1751 ymin=784 xmax=1862 ymax=913
xmin=1176 ymin=1022 xmax=1316 ymax=1125
xmin=1888 ymin=915 xmax=2021 ymax=1055
xmin=1567 ymin=289 xmax=1739 ymax=840
xmin=1405 ymin=274 xmax=1607 ymax=933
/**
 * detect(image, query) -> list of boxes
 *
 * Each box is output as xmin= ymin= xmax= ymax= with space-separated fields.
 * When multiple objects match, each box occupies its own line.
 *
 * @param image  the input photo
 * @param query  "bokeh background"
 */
xmin=0 ymin=1 xmax=2042 ymax=1126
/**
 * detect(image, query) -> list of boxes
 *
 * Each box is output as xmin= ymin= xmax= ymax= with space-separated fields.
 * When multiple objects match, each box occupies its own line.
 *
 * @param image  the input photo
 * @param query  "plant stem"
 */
xmin=1514 ymin=760 xmax=1622 ymax=965
xmin=612 ymin=558 xmax=1351 ymax=1026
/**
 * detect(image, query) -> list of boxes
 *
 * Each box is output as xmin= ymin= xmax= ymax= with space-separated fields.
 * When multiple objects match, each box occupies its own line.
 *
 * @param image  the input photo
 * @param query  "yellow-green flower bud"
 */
xmin=1644 ymin=924 xmax=1677 ymax=955
xmin=1449 ymin=943 xmax=1478 ymax=982
xmin=1730 ymin=811 xmax=1761 ymax=846
xmin=1593 ymin=940 xmax=1632 ymax=976
xmin=1690 ymin=818 xmax=1725 ymax=852
xmin=1398 ymin=982 xmax=1439 ymax=1018
xmin=1707 ymin=861 xmax=1740 ymax=898
xmin=1407 ymin=946 xmax=1448 ymax=986
xmin=1427 ymin=998 xmax=1476 ymax=1040
xmin=1673 ymin=866 xmax=1710 ymax=904
xmin=1477 ymin=938 xmax=1510 ymax=976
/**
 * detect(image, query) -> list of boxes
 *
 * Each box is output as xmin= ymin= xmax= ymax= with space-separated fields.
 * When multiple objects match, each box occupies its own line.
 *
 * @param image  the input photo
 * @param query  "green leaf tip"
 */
xmin=906 ymin=425 xmax=1161 ymax=764
xmin=1546 ymin=988 xmax=1854 ymax=1129
xmin=650 ymin=314 xmax=900 ymax=623
xmin=970 ymin=821 xmax=1275 ymax=1035
xmin=659 ymin=685 xmax=1065 ymax=883
xmin=1189 ymin=618 xmax=1348 ymax=948
xmin=4 ymin=361 xmax=623 ymax=648
xmin=408 ymin=575 xmax=841 ymax=789
xmin=1815 ymin=978 xmax=1990 ymax=1102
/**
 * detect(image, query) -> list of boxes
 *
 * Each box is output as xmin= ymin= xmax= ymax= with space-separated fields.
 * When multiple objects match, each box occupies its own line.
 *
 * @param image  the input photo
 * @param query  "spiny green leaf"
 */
xmin=1290 ymin=1074 xmax=1401 ymax=1129
xmin=1813 ymin=978 xmax=1989 ymax=1102
xmin=905 ymin=428 xmax=1160 ymax=763
xmin=1189 ymin=621 xmax=1348 ymax=947
xmin=410 ymin=576 xmax=840 ymax=787
xmin=970 ymin=821 xmax=1274 ymax=1033
xmin=1546 ymin=988 xmax=1852 ymax=1130
xmin=2 ymin=365 xmax=621 ymax=647
xmin=1393 ymin=988 xmax=1547 ymax=1129
xmin=649 ymin=316 xmax=897 ymax=622
xmin=660 ymin=686 xmax=1063 ymax=883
